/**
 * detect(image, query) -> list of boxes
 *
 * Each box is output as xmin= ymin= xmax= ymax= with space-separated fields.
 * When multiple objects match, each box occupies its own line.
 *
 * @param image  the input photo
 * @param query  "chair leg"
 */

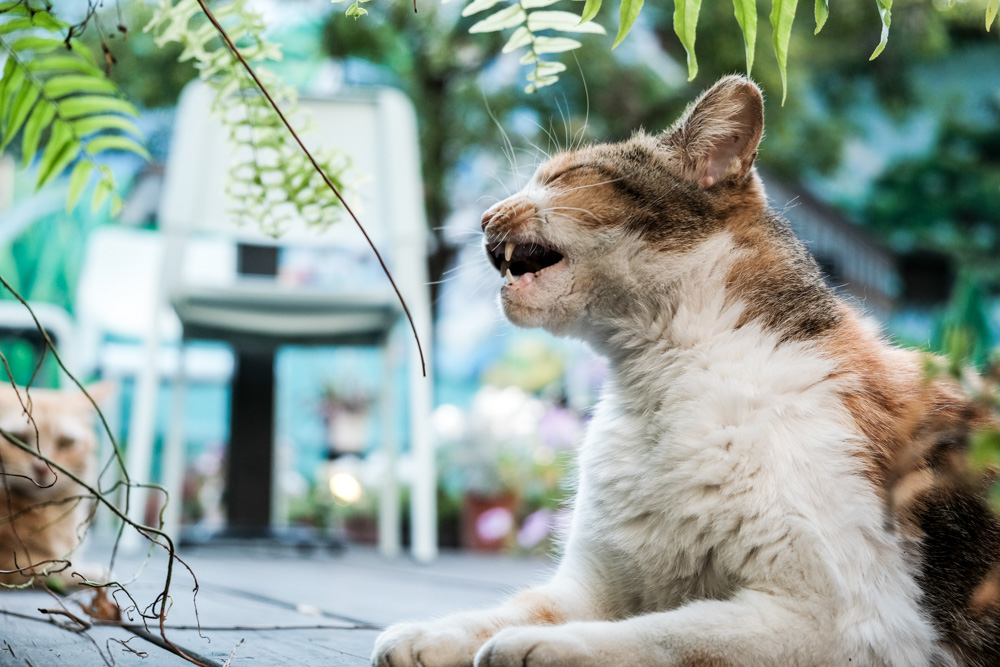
xmin=161 ymin=345 xmax=188 ymax=542
xmin=378 ymin=335 xmax=401 ymax=557
xmin=120 ymin=332 xmax=163 ymax=551
xmin=409 ymin=333 xmax=436 ymax=563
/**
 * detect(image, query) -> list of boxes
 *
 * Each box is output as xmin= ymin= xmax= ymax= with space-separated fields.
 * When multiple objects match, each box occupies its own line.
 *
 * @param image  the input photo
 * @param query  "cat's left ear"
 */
xmin=80 ymin=381 xmax=116 ymax=409
xmin=661 ymin=75 xmax=764 ymax=189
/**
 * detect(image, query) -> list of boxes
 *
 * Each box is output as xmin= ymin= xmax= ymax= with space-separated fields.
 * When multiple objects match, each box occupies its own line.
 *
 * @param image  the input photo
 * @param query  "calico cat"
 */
xmin=372 ymin=76 xmax=1000 ymax=666
xmin=0 ymin=382 xmax=112 ymax=588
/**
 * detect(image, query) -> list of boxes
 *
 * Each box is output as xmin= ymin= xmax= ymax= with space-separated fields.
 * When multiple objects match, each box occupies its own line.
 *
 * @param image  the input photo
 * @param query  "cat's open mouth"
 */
xmin=486 ymin=239 xmax=565 ymax=286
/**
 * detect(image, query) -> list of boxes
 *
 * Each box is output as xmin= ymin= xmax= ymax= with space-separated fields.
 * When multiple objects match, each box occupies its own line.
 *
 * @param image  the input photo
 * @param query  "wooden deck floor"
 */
xmin=0 ymin=543 xmax=553 ymax=666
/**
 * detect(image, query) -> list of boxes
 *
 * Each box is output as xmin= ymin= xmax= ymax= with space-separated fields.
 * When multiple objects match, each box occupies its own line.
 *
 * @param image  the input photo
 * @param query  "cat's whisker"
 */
xmin=541 ymin=206 xmax=601 ymax=223
xmin=560 ymin=177 xmax=626 ymax=193
xmin=483 ymin=93 xmax=521 ymax=180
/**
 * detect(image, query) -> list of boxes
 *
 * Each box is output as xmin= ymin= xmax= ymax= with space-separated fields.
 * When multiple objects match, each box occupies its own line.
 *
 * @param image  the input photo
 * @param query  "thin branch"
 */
xmin=194 ymin=0 xmax=427 ymax=376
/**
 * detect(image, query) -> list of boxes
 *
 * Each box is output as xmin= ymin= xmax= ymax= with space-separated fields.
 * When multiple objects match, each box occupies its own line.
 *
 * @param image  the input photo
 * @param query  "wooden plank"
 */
xmin=157 ymin=628 xmax=379 ymax=666
xmin=173 ymin=547 xmax=551 ymax=626
xmin=0 ymin=599 xmax=194 ymax=666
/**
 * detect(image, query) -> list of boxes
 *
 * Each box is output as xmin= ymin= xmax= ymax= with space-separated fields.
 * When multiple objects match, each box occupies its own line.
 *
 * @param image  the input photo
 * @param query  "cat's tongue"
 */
xmin=505 ymin=270 xmax=535 ymax=287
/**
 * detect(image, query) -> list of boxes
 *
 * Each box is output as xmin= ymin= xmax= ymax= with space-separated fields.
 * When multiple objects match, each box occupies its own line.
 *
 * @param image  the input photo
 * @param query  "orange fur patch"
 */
xmin=511 ymin=590 xmax=566 ymax=627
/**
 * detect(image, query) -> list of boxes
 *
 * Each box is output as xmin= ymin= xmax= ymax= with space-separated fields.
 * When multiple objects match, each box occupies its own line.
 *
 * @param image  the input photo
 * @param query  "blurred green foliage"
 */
xmin=865 ymin=108 xmax=1000 ymax=289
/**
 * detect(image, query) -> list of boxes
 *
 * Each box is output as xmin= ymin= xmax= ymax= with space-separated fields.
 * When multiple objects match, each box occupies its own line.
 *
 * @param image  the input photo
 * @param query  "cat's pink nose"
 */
xmin=32 ymin=460 xmax=56 ymax=484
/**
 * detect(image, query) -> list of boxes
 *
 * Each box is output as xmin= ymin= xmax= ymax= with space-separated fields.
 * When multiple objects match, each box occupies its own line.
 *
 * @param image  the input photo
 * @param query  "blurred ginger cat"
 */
xmin=372 ymin=76 xmax=1000 ymax=666
xmin=0 ymin=382 xmax=113 ymax=588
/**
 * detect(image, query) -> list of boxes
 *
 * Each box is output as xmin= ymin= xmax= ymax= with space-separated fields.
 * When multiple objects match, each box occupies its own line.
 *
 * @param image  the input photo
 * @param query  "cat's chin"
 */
xmin=499 ymin=261 xmax=580 ymax=333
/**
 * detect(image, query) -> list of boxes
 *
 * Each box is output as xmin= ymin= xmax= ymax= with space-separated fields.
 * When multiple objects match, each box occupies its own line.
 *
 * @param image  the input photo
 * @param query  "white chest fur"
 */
xmin=558 ymin=248 xmax=937 ymax=662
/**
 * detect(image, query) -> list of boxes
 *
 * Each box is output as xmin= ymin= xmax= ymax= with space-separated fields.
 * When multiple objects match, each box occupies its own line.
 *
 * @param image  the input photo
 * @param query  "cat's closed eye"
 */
xmin=57 ymin=436 xmax=75 ymax=450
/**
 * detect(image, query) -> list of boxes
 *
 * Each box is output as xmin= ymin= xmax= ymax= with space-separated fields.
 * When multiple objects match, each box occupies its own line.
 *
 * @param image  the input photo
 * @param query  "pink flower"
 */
xmin=476 ymin=506 xmax=514 ymax=542
xmin=517 ymin=509 xmax=551 ymax=548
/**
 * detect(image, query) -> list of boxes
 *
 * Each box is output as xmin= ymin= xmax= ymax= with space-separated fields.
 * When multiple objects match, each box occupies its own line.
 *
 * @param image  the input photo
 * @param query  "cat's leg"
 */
xmin=474 ymin=588 xmax=935 ymax=667
xmin=370 ymin=577 xmax=596 ymax=667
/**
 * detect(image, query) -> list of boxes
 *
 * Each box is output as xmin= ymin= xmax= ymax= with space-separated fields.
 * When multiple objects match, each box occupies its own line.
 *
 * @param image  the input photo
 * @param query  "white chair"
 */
xmin=129 ymin=82 xmax=436 ymax=560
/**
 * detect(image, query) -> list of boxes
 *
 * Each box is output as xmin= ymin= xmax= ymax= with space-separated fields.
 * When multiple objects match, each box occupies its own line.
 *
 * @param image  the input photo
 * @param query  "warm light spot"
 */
xmin=329 ymin=472 xmax=363 ymax=504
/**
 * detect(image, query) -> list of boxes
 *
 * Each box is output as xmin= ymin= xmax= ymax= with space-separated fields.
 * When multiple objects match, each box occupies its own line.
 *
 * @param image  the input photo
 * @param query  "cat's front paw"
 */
xmin=474 ymin=626 xmax=602 ymax=667
xmin=371 ymin=621 xmax=485 ymax=667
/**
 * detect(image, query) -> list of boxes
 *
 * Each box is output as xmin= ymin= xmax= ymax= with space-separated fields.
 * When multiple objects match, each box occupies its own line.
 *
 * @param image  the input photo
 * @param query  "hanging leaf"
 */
xmin=732 ymin=0 xmax=757 ymax=74
xmin=66 ymin=160 xmax=93 ymax=211
xmin=470 ymin=5 xmax=527 ymax=33
xmin=614 ymin=0 xmax=645 ymax=48
xmin=59 ymin=95 xmax=140 ymax=120
xmin=535 ymin=61 xmax=568 ymax=76
xmin=91 ymin=172 xmax=114 ymax=213
xmin=35 ymin=119 xmax=74 ymax=188
xmin=462 ymin=0 xmax=508 ymax=17
xmin=987 ymin=0 xmax=998 ymax=31
xmin=0 ymin=84 xmax=40 ymax=151
xmin=814 ymin=0 xmax=829 ymax=34
xmin=71 ymin=114 xmax=143 ymax=138
xmin=503 ymin=26 xmax=534 ymax=52
xmin=21 ymin=101 xmax=56 ymax=167
xmin=870 ymin=0 xmax=891 ymax=60
xmin=523 ymin=0 xmax=563 ymax=8
xmin=580 ymin=0 xmax=603 ymax=23
xmin=533 ymin=36 xmax=583 ymax=53
xmin=147 ymin=0 xmax=354 ymax=233
xmin=43 ymin=74 xmax=118 ymax=98
xmin=1 ymin=6 xmax=149 ymax=214
xmin=673 ymin=0 xmax=702 ymax=80
xmin=86 ymin=135 xmax=152 ymax=160
xmin=527 ymin=10 xmax=606 ymax=32
xmin=769 ymin=0 xmax=799 ymax=105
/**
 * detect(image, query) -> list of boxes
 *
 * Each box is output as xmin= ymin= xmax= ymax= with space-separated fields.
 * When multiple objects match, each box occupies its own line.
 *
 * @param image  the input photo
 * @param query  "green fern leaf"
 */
xmin=35 ymin=119 xmax=74 ymax=188
xmin=461 ymin=0 xmax=508 ymax=16
xmin=814 ymin=0 xmax=829 ymax=33
xmin=1 ymin=83 xmax=39 ymax=151
xmin=870 ymin=0 xmax=891 ymax=59
xmin=9 ymin=36 xmax=66 ymax=54
xmin=0 ymin=18 xmax=35 ymax=35
xmin=86 ymin=135 xmax=151 ymax=161
xmin=71 ymin=114 xmax=142 ymax=138
xmin=27 ymin=55 xmax=104 ymax=77
xmin=44 ymin=74 xmax=118 ymax=98
xmin=770 ymin=0 xmax=799 ymax=104
xmin=91 ymin=171 xmax=113 ymax=213
xmin=1 ymin=6 xmax=149 ymax=215
xmin=528 ymin=10 xmax=606 ymax=32
xmin=0 ymin=64 xmax=25 ymax=123
xmin=58 ymin=95 xmax=139 ymax=120
xmin=732 ymin=0 xmax=757 ymax=74
xmin=673 ymin=0 xmax=702 ymax=80
xmin=470 ymin=5 xmax=527 ymax=33
xmin=29 ymin=11 xmax=67 ymax=33
xmin=533 ymin=36 xmax=583 ymax=53
xmin=66 ymin=160 xmax=93 ymax=211
xmin=21 ymin=100 xmax=55 ymax=167
xmin=580 ymin=0 xmax=603 ymax=23
xmin=503 ymin=26 xmax=534 ymax=52
xmin=614 ymin=0 xmax=645 ymax=48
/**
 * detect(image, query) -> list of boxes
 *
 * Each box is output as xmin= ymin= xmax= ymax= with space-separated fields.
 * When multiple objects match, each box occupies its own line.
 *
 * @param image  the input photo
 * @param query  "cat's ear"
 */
xmin=80 ymin=381 xmax=116 ymax=409
xmin=661 ymin=75 xmax=764 ymax=189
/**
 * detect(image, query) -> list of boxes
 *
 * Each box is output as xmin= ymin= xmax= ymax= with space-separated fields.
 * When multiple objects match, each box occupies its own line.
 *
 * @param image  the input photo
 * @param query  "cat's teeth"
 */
xmin=505 ymin=241 xmax=515 ymax=262
xmin=506 ymin=269 xmax=515 ymax=285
